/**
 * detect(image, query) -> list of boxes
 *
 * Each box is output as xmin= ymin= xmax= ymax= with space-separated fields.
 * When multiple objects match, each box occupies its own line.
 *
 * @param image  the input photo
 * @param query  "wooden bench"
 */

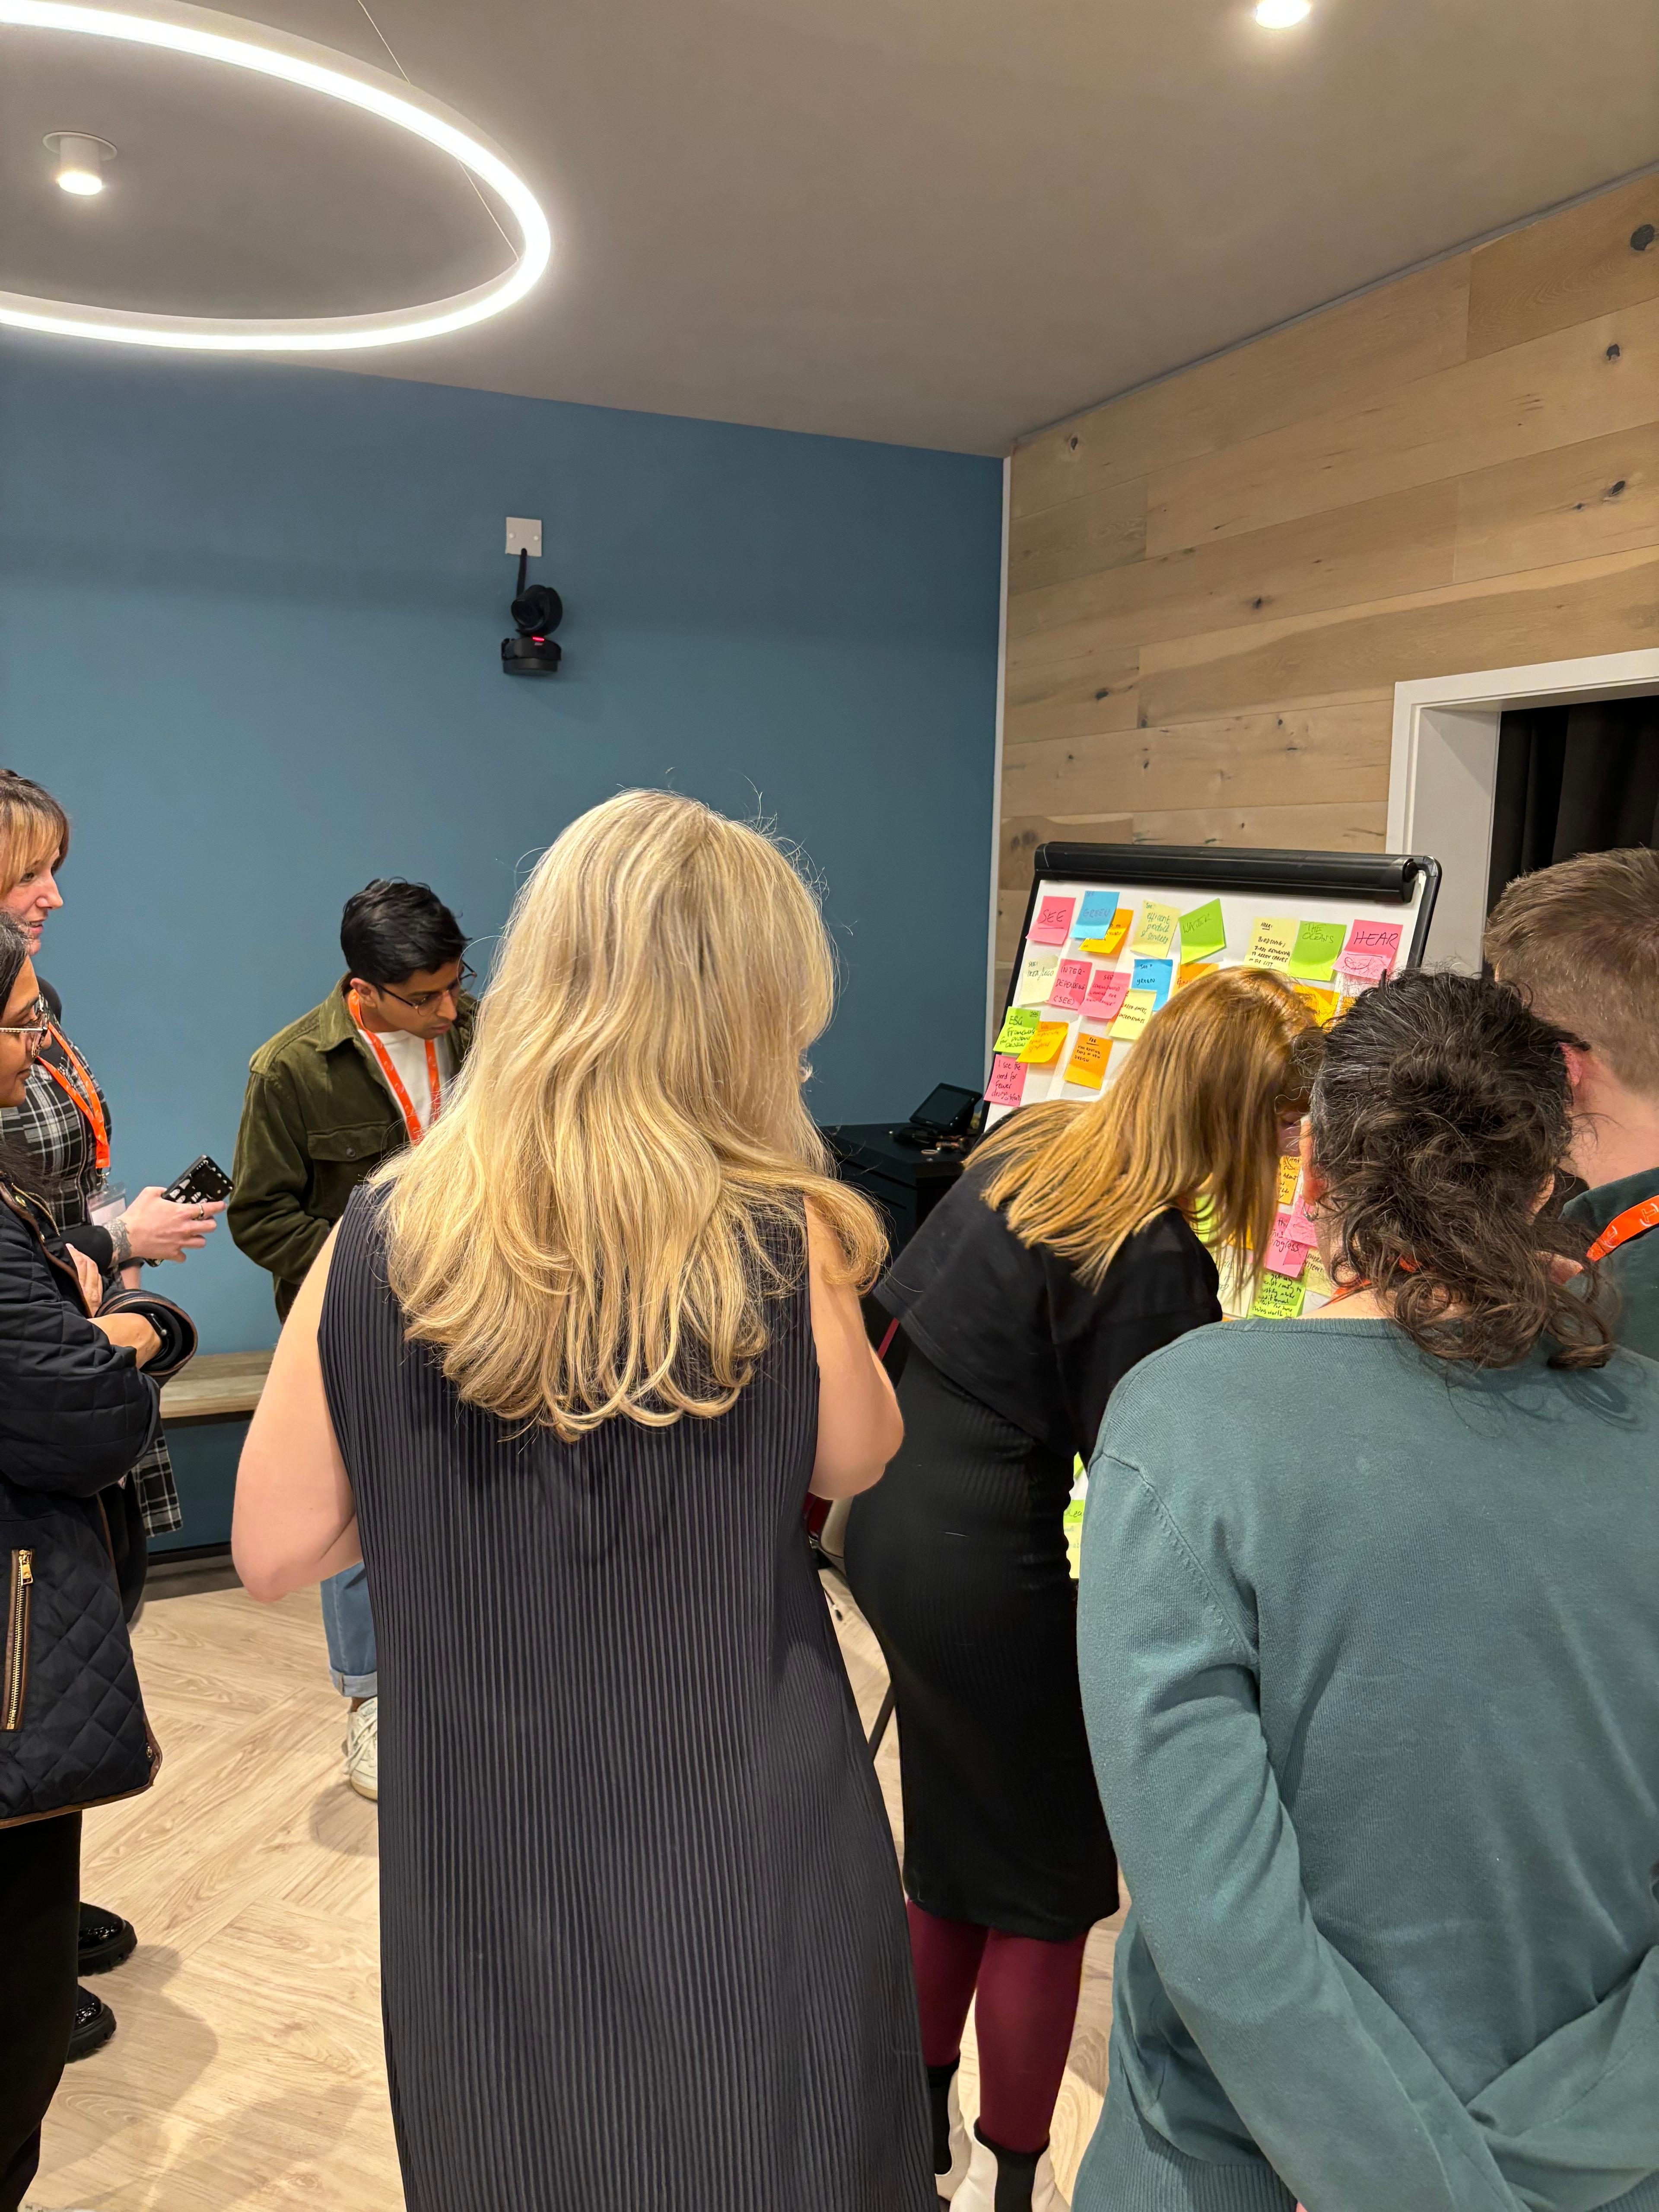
xmin=159 ymin=1349 xmax=273 ymax=1424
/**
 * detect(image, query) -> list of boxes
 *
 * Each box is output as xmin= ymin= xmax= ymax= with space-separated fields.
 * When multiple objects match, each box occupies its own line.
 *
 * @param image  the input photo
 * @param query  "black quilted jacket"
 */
xmin=0 ymin=1179 xmax=162 ymax=1825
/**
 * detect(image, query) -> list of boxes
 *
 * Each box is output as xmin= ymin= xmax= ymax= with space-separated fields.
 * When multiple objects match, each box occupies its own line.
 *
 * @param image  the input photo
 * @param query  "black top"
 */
xmin=875 ymin=1163 xmax=1222 ymax=1459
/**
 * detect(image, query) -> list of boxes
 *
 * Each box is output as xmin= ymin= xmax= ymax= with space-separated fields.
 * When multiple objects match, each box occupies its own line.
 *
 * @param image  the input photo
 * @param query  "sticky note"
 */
xmin=1286 ymin=1182 xmax=1319 ymax=1247
xmin=1294 ymin=984 xmax=1341 ymax=1025
xmin=1177 ymin=961 xmax=1217 ymax=989
xmin=1264 ymin=1213 xmax=1310 ymax=1279
xmin=1080 ymin=909 xmax=1133 ymax=962
xmin=1047 ymin=957 xmax=1093 ymax=1012
xmin=1246 ymin=915 xmax=1298 ymax=972
xmin=1178 ymin=897 xmax=1226 ymax=961
xmin=992 ymin=1005 xmax=1042 ymax=1057
xmin=1277 ymin=1155 xmax=1300 ymax=1208
xmin=1029 ymin=895 xmax=1077 ymax=947
xmin=1071 ymin=890 xmax=1119 ymax=938
xmin=1018 ymin=1020 xmax=1069 ymax=1066
xmin=1063 ymin=1033 xmax=1110 ymax=1091
xmin=1131 ymin=956 xmax=1173 ymax=1009
xmin=1335 ymin=949 xmax=1392 ymax=987
xmin=1250 ymin=1271 xmax=1307 ymax=1319
xmin=1303 ymin=1249 xmax=1336 ymax=1303
xmin=1287 ymin=919 xmax=1349 ymax=982
xmin=1109 ymin=989 xmax=1157 ymax=1043
xmin=1130 ymin=901 xmax=1179 ymax=957
xmin=1084 ymin=968 xmax=1131 ymax=1023
xmin=1341 ymin=919 xmax=1403 ymax=974
xmin=985 ymin=1055 xmax=1028 ymax=1108
xmin=1014 ymin=952 xmax=1060 ymax=1007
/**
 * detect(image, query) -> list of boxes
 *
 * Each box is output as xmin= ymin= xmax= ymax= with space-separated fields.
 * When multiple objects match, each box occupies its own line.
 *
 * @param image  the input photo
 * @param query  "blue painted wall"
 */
xmin=0 ymin=341 xmax=1002 ymax=1385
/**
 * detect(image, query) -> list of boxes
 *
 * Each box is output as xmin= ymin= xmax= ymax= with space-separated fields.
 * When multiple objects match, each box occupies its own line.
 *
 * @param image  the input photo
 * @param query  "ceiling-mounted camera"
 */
xmin=502 ymin=547 xmax=563 ymax=676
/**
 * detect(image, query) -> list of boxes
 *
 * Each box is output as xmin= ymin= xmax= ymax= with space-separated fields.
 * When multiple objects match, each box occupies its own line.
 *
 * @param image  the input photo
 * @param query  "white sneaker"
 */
xmin=951 ymin=2130 xmax=1068 ymax=2212
xmin=933 ymin=2066 xmax=971 ymax=2199
xmin=344 ymin=1697 xmax=378 ymax=1801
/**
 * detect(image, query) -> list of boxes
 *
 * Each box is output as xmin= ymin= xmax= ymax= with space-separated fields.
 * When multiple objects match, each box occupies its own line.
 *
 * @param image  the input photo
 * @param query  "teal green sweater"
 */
xmin=1076 ymin=1318 xmax=1659 ymax=2212
xmin=1565 ymin=1165 xmax=1659 ymax=1361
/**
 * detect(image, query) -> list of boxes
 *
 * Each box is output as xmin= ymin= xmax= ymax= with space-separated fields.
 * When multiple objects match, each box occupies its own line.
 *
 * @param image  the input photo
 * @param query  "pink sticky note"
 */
xmin=1285 ymin=1185 xmax=1319 ymax=1247
xmin=1047 ymin=957 xmax=1092 ymax=1011
xmin=1335 ymin=949 xmax=1391 ymax=984
xmin=985 ymin=1055 xmax=1027 ymax=1108
xmin=1029 ymin=896 xmax=1077 ymax=947
xmin=1264 ymin=1211 xmax=1310 ymax=1280
xmin=1084 ymin=968 xmax=1132 ymax=1022
xmin=1342 ymin=919 xmax=1402 ymax=971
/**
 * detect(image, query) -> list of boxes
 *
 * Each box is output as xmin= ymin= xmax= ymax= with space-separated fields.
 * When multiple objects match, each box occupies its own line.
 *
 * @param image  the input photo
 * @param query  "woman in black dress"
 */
xmin=845 ymin=966 xmax=1315 ymax=2212
xmin=233 ymin=790 xmax=937 ymax=2212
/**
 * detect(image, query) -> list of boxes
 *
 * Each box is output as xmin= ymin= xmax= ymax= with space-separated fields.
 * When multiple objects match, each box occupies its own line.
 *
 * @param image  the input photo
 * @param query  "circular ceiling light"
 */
xmin=0 ymin=0 xmax=552 ymax=352
xmin=46 ymin=130 xmax=117 ymax=192
xmin=1254 ymin=0 xmax=1312 ymax=22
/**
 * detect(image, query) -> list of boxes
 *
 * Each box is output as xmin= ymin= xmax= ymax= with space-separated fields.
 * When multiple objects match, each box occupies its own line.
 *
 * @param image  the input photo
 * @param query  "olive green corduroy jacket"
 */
xmin=228 ymin=982 xmax=475 ymax=1319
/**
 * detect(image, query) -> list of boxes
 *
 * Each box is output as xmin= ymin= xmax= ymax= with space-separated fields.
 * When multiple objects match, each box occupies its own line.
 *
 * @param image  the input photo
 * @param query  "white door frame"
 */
xmin=1387 ymin=648 xmax=1659 ymax=973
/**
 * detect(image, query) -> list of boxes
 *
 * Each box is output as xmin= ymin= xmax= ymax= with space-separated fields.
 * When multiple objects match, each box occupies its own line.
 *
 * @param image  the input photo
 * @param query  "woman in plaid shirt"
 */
xmin=0 ymin=769 xmax=223 ymax=2063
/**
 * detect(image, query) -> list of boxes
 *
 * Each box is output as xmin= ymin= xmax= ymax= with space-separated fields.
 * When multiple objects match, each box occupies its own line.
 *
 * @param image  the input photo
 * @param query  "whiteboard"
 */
xmin=985 ymin=843 xmax=1440 ymax=1316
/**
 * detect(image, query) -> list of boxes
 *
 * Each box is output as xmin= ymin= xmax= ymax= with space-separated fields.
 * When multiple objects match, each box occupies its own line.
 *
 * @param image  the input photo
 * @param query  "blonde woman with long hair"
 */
xmin=234 ymin=792 xmax=937 ymax=2212
xmin=844 ymin=967 xmax=1316 ymax=2212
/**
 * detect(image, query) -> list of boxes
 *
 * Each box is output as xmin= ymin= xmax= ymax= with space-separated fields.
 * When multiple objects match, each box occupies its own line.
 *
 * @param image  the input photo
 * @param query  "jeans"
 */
xmin=321 ymin=1562 xmax=377 ymax=1699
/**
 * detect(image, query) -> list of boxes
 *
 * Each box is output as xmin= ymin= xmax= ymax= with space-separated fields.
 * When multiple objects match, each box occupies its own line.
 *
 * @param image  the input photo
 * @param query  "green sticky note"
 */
xmin=992 ymin=1006 xmax=1042 ymax=1057
xmin=1250 ymin=1272 xmax=1307 ymax=1319
xmin=1286 ymin=919 xmax=1348 ymax=982
xmin=1178 ymin=897 xmax=1226 ymax=961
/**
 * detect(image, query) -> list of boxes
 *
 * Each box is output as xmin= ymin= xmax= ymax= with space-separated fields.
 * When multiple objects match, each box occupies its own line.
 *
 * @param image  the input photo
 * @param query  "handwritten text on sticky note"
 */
xmin=1109 ymin=989 xmax=1157 ymax=1043
xmin=1131 ymin=956 xmax=1173 ymax=1008
xmin=992 ymin=1006 xmax=1042 ymax=1057
xmin=1084 ymin=968 xmax=1131 ymax=1023
xmin=1246 ymin=915 xmax=1298 ymax=971
xmin=1286 ymin=919 xmax=1349 ymax=982
xmin=1278 ymin=1155 xmax=1299 ymax=1208
xmin=1064 ymin=1033 xmax=1110 ymax=1090
xmin=1178 ymin=898 xmax=1226 ymax=961
xmin=1047 ymin=957 xmax=1093 ymax=1012
xmin=1014 ymin=952 xmax=1060 ymax=1007
xmin=985 ymin=1055 xmax=1028 ymax=1108
xmin=1072 ymin=890 xmax=1119 ymax=938
xmin=1029 ymin=896 xmax=1077 ymax=947
xmin=1264 ymin=1213 xmax=1311 ymax=1279
xmin=1130 ymin=901 xmax=1179 ymax=957
xmin=1344 ymin=919 xmax=1402 ymax=968
xmin=1019 ymin=1021 xmax=1069 ymax=1066
xmin=1250 ymin=1271 xmax=1307 ymax=1319
xmin=1080 ymin=909 xmax=1133 ymax=962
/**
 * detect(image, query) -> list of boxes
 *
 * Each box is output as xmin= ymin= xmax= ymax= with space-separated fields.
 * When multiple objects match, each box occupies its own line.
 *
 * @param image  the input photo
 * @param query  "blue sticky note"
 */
xmin=1071 ymin=889 xmax=1119 ymax=938
xmin=1131 ymin=956 xmax=1173 ymax=1008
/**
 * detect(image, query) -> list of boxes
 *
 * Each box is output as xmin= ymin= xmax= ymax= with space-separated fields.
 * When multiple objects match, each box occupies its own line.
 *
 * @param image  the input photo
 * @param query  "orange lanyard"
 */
xmin=347 ymin=990 xmax=443 ymax=1146
xmin=1587 ymin=1196 xmax=1659 ymax=1263
xmin=38 ymin=1023 xmax=110 ymax=1173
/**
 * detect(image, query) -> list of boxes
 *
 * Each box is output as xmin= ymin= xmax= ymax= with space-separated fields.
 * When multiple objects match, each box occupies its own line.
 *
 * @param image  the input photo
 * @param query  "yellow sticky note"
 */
xmin=1079 ymin=909 xmax=1132 ymax=962
xmin=1294 ymin=984 xmax=1340 ymax=1025
xmin=1018 ymin=1020 xmax=1069 ymax=1066
xmin=1130 ymin=901 xmax=1179 ymax=957
xmin=1303 ymin=1249 xmax=1336 ymax=1303
xmin=1250 ymin=1272 xmax=1306 ymax=1319
xmin=1063 ymin=1032 xmax=1110 ymax=1090
xmin=1176 ymin=961 xmax=1217 ymax=989
xmin=1277 ymin=1155 xmax=1299 ymax=1208
xmin=1109 ymin=989 xmax=1157 ymax=1043
xmin=1246 ymin=915 xmax=1297 ymax=972
xmin=1015 ymin=951 xmax=1060 ymax=1007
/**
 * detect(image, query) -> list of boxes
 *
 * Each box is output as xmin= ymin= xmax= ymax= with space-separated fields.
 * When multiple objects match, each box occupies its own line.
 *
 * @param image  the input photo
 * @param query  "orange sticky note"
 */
xmin=1294 ymin=985 xmax=1340 ymax=1024
xmin=1063 ymin=1033 xmax=1110 ymax=1091
xmin=1177 ymin=961 xmax=1217 ymax=989
xmin=1080 ymin=909 xmax=1132 ymax=962
xmin=1277 ymin=1155 xmax=1299 ymax=1208
xmin=1018 ymin=1020 xmax=1069 ymax=1066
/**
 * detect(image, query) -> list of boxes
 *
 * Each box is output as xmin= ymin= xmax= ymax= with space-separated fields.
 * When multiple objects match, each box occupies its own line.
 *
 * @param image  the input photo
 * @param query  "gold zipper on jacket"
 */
xmin=3 ymin=1549 xmax=32 ymax=1732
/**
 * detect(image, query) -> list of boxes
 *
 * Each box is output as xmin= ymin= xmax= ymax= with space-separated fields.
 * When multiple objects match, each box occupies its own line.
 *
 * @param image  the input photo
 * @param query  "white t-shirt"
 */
xmin=368 ymin=1027 xmax=455 ymax=1134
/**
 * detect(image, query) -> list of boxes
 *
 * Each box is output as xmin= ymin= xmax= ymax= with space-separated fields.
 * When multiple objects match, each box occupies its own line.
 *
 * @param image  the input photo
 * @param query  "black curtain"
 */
xmin=1486 ymin=694 xmax=1659 ymax=913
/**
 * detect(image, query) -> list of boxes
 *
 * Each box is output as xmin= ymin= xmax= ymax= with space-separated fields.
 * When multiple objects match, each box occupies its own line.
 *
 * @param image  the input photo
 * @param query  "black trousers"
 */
xmin=0 ymin=1812 xmax=81 ymax=2212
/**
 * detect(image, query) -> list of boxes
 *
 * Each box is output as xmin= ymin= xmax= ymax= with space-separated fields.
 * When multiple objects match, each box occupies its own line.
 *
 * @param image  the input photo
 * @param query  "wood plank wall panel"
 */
xmin=996 ymin=175 xmax=1659 ymax=1002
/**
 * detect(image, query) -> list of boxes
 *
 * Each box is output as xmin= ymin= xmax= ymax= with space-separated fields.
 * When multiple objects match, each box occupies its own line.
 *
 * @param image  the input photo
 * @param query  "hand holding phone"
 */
xmin=120 ymin=1157 xmax=233 ymax=1265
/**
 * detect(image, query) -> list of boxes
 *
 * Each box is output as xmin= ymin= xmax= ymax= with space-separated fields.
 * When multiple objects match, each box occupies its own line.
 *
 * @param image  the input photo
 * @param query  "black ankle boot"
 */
xmin=974 ymin=2122 xmax=1055 ymax=2212
xmin=926 ymin=2059 xmax=960 ymax=2177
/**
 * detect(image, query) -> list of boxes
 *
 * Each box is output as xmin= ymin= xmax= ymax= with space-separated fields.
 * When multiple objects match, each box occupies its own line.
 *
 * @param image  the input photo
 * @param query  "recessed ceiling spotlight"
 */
xmin=1255 ymin=0 xmax=1312 ymax=22
xmin=45 ymin=130 xmax=115 ymax=194
xmin=0 ymin=0 xmax=552 ymax=354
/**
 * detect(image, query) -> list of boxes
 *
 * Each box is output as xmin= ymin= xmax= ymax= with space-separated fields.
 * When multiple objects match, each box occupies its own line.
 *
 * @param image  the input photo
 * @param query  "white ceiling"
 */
xmin=5 ymin=0 xmax=1658 ymax=452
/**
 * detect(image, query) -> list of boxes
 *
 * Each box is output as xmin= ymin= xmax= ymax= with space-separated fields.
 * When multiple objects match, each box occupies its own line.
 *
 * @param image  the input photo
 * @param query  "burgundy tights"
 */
xmin=907 ymin=1901 xmax=1088 ymax=2156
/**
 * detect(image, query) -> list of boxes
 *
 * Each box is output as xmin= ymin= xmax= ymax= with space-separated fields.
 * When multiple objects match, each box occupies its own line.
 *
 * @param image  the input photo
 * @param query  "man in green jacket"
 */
xmin=1485 ymin=846 xmax=1659 ymax=1358
xmin=230 ymin=878 xmax=475 ymax=1798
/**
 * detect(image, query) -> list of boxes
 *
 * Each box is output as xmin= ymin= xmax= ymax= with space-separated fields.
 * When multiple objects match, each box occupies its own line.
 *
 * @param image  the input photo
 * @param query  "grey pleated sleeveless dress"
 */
xmin=318 ymin=1185 xmax=934 ymax=2212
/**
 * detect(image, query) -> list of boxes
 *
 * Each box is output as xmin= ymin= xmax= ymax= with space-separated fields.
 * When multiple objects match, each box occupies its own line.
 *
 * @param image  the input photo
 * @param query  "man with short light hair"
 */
xmin=1484 ymin=845 xmax=1659 ymax=1357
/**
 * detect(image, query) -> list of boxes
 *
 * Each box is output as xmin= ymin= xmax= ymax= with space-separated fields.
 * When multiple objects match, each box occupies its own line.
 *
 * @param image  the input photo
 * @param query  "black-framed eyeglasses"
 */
xmin=373 ymin=962 xmax=475 ymax=1014
xmin=0 ymin=997 xmax=51 ymax=1043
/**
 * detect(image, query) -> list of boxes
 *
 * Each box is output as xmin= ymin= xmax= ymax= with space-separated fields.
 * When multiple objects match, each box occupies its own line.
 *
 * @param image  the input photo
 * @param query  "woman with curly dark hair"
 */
xmin=1072 ymin=970 xmax=1659 ymax=2212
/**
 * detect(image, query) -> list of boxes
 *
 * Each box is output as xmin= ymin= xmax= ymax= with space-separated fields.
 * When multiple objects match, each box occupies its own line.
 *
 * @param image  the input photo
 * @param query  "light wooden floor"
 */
xmin=35 ymin=1574 xmax=1120 ymax=2209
